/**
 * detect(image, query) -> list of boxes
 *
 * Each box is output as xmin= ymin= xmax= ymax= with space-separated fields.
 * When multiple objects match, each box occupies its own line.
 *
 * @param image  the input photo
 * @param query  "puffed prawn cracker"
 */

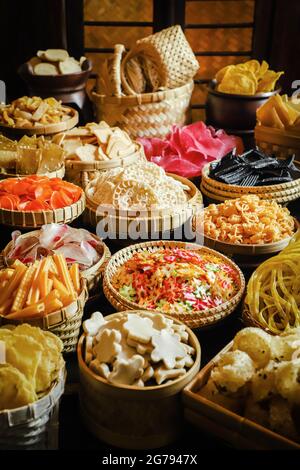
xmin=233 ymin=327 xmax=272 ymax=368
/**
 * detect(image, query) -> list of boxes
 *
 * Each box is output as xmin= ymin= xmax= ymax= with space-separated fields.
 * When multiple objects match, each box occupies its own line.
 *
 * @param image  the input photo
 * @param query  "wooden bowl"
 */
xmin=102 ymin=240 xmax=245 ymax=329
xmin=206 ymin=80 xmax=281 ymax=131
xmin=77 ymin=310 xmax=201 ymax=449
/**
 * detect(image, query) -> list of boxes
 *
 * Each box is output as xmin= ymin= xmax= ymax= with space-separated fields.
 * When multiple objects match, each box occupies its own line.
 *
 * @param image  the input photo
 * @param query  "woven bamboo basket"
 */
xmin=124 ymin=25 xmax=199 ymax=90
xmin=65 ymin=142 xmax=146 ymax=188
xmin=0 ymin=283 xmax=88 ymax=353
xmin=103 ymin=241 xmax=245 ymax=329
xmin=92 ymin=81 xmax=194 ymax=139
xmin=82 ymin=174 xmax=202 ymax=242
xmin=255 ymin=124 xmax=300 ymax=160
xmin=0 ymin=107 xmax=78 ymax=139
xmin=0 ymin=192 xmax=85 ymax=229
xmin=0 ymin=366 xmax=65 ymax=450
xmin=1 ymin=231 xmax=111 ymax=295
xmin=78 ymin=310 xmax=201 ymax=449
xmin=201 ymin=162 xmax=300 ymax=205
xmin=0 ymin=165 xmax=65 ymax=181
xmin=183 ymin=342 xmax=300 ymax=449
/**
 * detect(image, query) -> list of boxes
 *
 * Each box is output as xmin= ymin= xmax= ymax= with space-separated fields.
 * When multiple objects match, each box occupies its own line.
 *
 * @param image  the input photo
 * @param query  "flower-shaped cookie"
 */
xmin=93 ymin=329 xmax=122 ymax=363
xmin=151 ymin=330 xmax=186 ymax=369
xmin=124 ymin=314 xmax=155 ymax=344
xmin=108 ymin=355 xmax=145 ymax=385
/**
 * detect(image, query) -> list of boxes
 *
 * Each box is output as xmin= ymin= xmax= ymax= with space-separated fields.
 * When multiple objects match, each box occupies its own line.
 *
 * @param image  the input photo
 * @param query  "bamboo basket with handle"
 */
xmin=82 ymin=174 xmax=202 ymax=243
xmin=65 ymin=142 xmax=146 ymax=188
xmin=183 ymin=342 xmax=300 ymax=449
xmin=255 ymin=124 xmax=300 ymax=160
xmin=92 ymin=81 xmax=194 ymax=139
xmin=0 ymin=367 xmax=65 ymax=450
xmin=78 ymin=311 xmax=201 ymax=449
xmin=0 ymin=281 xmax=88 ymax=353
xmin=1 ymin=230 xmax=111 ymax=295
xmin=102 ymin=240 xmax=245 ymax=329
xmin=122 ymin=25 xmax=199 ymax=90
xmin=0 ymin=192 xmax=85 ymax=229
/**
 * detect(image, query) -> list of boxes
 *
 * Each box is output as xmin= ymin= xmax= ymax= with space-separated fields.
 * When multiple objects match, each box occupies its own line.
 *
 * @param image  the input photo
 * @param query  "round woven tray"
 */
xmin=102 ymin=240 xmax=245 ymax=329
xmin=92 ymin=81 xmax=194 ymax=139
xmin=0 ymin=282 xmax=88 ymax=353
xmin=0 ymin=165 xmax=65 ymax=181
xmin=201 ymin=180 xmax=300 ymax=203
xmin=65 ymin=142 xmax=146 ymax=188
xmin=83 ymin=174 xmax=202 ymax=240
xmin=1 ymin=230 xmax=111 ymax=295
xmin=202 ymin=161 xmax=300 ymax=193
xmin=0 ymin=107 xmax=79 ymax=138
xmin=201 ymin=217 xmax=300 ymax=257
xmin=0 ymin=192 xmax=85 ymax=229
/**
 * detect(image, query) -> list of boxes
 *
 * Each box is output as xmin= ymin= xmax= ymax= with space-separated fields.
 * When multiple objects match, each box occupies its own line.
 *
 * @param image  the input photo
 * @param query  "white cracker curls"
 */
xmin=108 ymin=355 xmax=145 ymax=386
xmin=124 ymin=314 xmax=155 ymax=344
xmin=83 ymin=311 xmax=106 ymax=336
xmin=93 ymin=329 xmax=122 ymax=364
xmin=154 ymin=366 xmax=186 ymax=385
xmin=151 ymin=330 xmax=187 ymax=369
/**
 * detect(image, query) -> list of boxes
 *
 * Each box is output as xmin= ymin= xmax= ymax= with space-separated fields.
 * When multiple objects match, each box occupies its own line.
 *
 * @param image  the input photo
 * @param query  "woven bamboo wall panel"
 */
xmin=191 ymin=108 xmax=206 ymax=122
xmin=185 ymin=28 xmax=253 ymax=53
xmin=185 ymin=0 xmax=255 ymax=24
xmin=85 ymin=26 xmax=152 ymax=49
xmin=192 ymin=85 xmax=208 ymax=105
xmin=195 ymin=55 xmax=251 ymax=79
xmin=84 ymin=0 xmax=153 ymax=22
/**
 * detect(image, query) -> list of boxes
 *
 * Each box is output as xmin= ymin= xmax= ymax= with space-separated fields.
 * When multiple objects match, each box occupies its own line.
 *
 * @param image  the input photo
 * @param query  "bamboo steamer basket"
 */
xmin=92 ymin=81 xmax=194 ymax=139
xmin=0 ymin=165 xmax=65 ymax=181
xmin=121 ymin=25 xmax=199 ymax=91
xmin=83 ymin=174 xmax=202 ymax=242
xmin=0 ymin=107 xmax=78 ymax=139
xmin=201 ymin=162 xmax=300 ymax=205
xmin=103 ymin=241 xmax=245 ymax=329
xmin=255 ymin=124 xmax=300 ymax=160
xmin=77 ymin=310 xmax=201 ymax=449
xmin=0 ymin=367 xmax=65 ymax=450
xmin=1 ymin=230 xmax=111 ymax=295
xmin=0 ymin=192 xmax=85 ymax=229
xmin=0 ymin=281 xmax=88 ymax=353
xmin=183 ymin=342 xmax=300 ymax=449
xmin=65 ymin=142 xmax=146 ymax=188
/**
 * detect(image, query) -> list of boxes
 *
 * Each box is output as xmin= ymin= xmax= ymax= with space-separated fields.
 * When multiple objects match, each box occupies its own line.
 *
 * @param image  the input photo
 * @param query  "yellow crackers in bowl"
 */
xmin=215 ymin=60 xmax=284 ymax=96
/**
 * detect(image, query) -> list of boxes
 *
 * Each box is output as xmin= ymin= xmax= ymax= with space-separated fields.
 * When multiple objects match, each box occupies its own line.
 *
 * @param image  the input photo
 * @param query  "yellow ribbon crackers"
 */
xmin=257 ymin=94 xmax=300 ymax=131
xmin=215 ymin=60 xmax=284 ymax=95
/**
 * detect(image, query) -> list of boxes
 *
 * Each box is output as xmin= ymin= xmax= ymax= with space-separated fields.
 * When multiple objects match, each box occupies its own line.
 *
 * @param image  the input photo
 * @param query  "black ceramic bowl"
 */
xmin=206 ymin=79 xmax=281 ymax=131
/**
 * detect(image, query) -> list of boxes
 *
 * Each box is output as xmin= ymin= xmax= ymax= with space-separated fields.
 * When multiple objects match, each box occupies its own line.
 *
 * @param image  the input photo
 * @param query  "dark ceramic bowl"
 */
xmin=18 ymin=59 xmax=92 ymax=97
xmin=206 ymin=79 xmax=281 ymax=131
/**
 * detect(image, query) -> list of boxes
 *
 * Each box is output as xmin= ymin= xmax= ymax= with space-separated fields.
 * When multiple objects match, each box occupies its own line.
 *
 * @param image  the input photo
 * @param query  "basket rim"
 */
xmin=0 ymin=106 xmax=79 ymax=135
xmin=202 ymin=161 xmax=300 ymax=192
xmin=103 ymin=240 xmax=245 ymax=320
xmin=65 ymin=142 xmax=144 ymax=170
xmin=255 ymin=124 xmax=300 ymax=141
xmin=0 ymin=164 xmax=65 ymax=179
xmin=85 ymin=173 xmax=201 ymax=221
xmin=77 ymin=310 xmax=201 ymax=392
xmin=92 ymin=80 xmax=194 ymax=104
xmin=0 ymin=191 xmax=85 ymax=216
xmin=208 ymin=79 xmax=281 ymax=100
